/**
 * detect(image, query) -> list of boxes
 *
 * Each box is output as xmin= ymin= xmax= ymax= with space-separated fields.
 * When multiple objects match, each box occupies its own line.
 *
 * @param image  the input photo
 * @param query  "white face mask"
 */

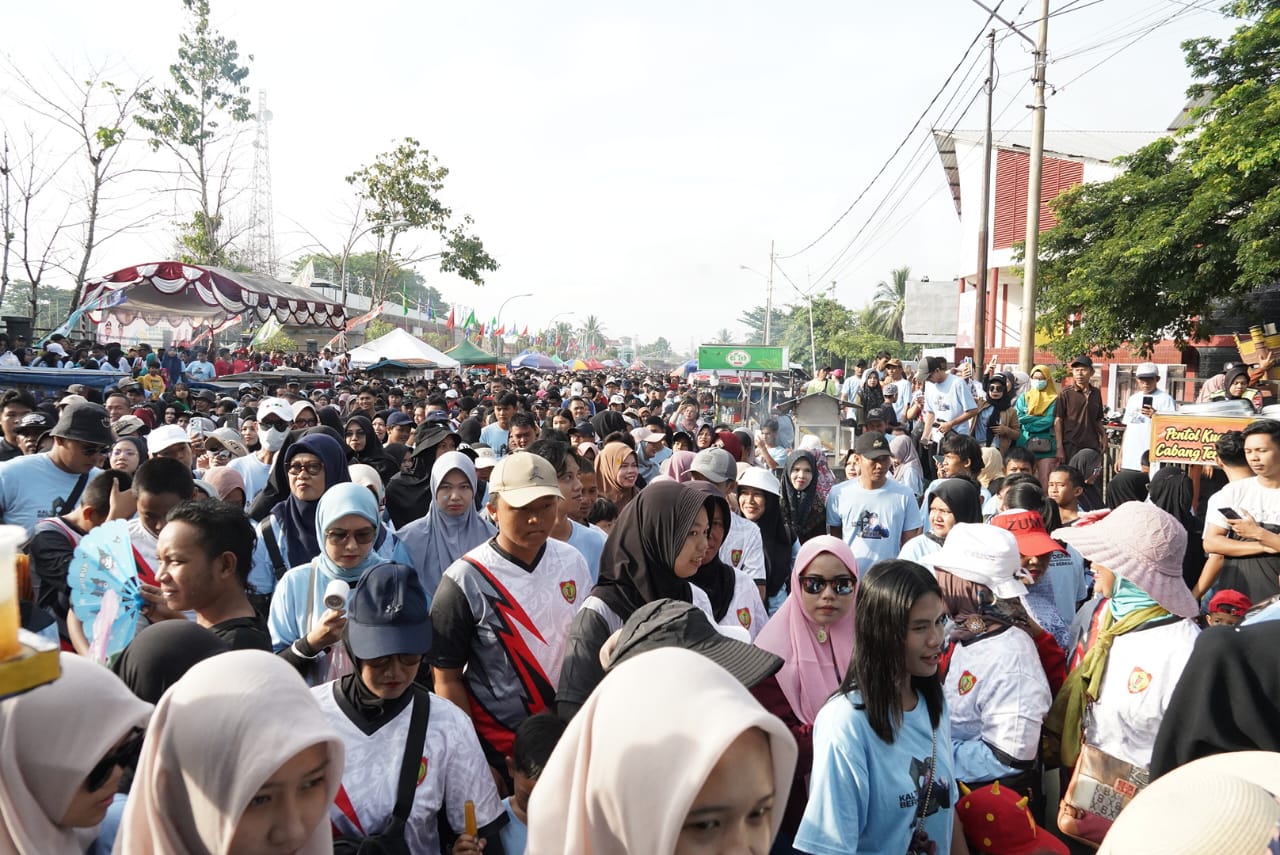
xmin=1032 ymin=379 xmax=1048 ymax=391
xmin=261 ymin=426 xmax=289 ymax=453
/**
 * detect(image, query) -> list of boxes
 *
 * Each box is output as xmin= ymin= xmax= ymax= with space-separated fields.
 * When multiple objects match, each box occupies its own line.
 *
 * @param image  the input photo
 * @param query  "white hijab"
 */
xmin=0 ymin=652 xmax=152 ymax=854
xmin=114 ymin=649 xmax=345 ymax=855
xmin=526 ymin=647 xmax=797 ymax=855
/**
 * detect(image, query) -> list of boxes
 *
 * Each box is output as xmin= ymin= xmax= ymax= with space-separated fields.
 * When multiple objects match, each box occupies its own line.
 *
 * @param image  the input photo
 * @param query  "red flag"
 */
xmin=522 ymin=325 xmax=528 ymax=337
xmin=447 ymin=309 xmax=455 ymax=330
xmin=495 ymin=324 xmax=505 ymax=337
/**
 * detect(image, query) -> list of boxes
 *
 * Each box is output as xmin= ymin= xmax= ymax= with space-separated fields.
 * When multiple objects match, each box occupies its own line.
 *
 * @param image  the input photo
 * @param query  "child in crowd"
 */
xmin=501 ymin=712 xmax=567 ymax=855
xmin=1203 ymin=589 xmax=1251 ymax=628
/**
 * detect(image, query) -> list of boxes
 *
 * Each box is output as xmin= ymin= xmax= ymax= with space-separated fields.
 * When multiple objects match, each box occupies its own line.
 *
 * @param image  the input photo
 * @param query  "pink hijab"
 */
xmin=753 ymin=535 xmax=857 ymax=724
xmin=653 ymin=450 xmax=696 ymax=483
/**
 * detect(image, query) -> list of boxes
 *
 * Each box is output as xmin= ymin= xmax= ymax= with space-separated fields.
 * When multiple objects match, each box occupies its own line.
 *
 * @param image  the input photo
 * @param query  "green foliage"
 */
xmin=1 ymin=282 xmax=76 ymax=332
xmin=578 ymin=315 xmax=606 ymax=352
xmin=1036 ymin=2 xmax=1280 ymax=357
xmin=345 ymin=138 xmax=498 ymax=289
xmin=137 ymin=0 xmax=252 ymax=265
xmin=292 ymin=252 xmax=445 ymax=315
xmin=255 ymin=330 xmax=296 ymax=352
xmin=868 ymin=266 xmax=910 ymax=341
xmin=364 ymin=318 xmax=395 ymax=341
xmin=742 ymin=298 xmax=913 ymax=369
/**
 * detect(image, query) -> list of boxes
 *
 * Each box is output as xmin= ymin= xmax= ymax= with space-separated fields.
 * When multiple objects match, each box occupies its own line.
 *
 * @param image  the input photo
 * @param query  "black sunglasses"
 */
xmin=798 ymin=574 xmax=856 ymax=596
xmin=86 ymin=727 xmax=146 ymax=791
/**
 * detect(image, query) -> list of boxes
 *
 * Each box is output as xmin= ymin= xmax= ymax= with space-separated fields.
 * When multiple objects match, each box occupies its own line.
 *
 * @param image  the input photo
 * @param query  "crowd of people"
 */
xmin=2 ymin=335 xmax=1280 ymax=855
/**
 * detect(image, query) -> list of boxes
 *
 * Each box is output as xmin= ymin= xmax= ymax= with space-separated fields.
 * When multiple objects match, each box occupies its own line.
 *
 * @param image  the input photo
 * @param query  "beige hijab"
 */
xmin=114 ymin=649 xmax=345 ymax=855
xmin=0 ymin=652 xmax=152 ymax=854
xmin=526 ymin=647 xmax=797 ymax=854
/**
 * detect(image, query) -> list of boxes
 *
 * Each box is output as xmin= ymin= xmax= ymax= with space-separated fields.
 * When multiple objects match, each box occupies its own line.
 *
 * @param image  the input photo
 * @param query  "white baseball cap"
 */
xmin=737 ymin=466 xmax=781 ymax=497
xmin=147 ymin=424 xmax=191 ymax=456
xmin=256 ymin=397 xmax=294 ymax=424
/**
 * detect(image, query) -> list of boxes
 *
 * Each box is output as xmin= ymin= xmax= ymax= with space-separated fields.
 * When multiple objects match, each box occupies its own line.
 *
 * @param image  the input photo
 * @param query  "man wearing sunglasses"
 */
xmin=0 ymin=400 xmax=110 ymax=535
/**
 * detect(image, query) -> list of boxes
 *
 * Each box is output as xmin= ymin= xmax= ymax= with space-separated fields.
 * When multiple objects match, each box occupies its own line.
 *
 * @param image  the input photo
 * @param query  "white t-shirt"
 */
xmin=1119 ymin=390 xmax=1176 ymax=471
xmin=1205 ymin=476 xmax=1280 ymax=532
xmin=228 ymin=454 xmax=272 ymax=507
xmin=721 ymin=512 xmax=767 ymax=585
xmin=924 ymin=374 xmax=978 ymax=441
xmin=314 ymin=687 xmax=505 ymax=854
xmin=717 ymin=569 xmax=769 ymax=640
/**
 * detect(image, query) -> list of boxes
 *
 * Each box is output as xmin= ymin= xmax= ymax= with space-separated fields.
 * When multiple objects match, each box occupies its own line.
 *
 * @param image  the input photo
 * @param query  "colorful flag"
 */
xmin=522 ymin=325 xmax=529 ymax=337
xmin=250 ymin=316 xmax=283 ymax=347
xmin=463 ymin=310 xmax=477 ymax=330
xmin=426 ymin=302 xmax=435 ymax=321
xmin=447 ymin=308 xmax=455 ymax=330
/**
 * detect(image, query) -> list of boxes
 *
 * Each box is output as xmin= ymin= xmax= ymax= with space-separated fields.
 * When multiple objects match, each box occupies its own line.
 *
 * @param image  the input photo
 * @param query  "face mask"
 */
xmin=1031 ymin=379 xmax=1048 ymax=391
xmin=261 ymin=426 xmax=288 ymax=453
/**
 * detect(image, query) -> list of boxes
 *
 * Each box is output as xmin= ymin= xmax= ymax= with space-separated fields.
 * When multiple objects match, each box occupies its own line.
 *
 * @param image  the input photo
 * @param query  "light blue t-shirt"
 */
xmin=480 ymin=423 xmax=510 ymax=458
xmin=826 ymin=478 xmax=925 ymax=575
xmin=1045 ymin=542 xmax=1090 ymax=624
xmin=898 ymin=533 xmax=942 ymax=565
xmin=566 ymin=520 xmax=607 ymax=583
xmin=0 ymin=453 xmax=101 ymax=536
xmin=228 ymin=453 xmax=271 ymax=508
xmin=796 ymin=691 xmax=957 ymax=855
xmin=499 ymin=798 xmax=528 ymax=855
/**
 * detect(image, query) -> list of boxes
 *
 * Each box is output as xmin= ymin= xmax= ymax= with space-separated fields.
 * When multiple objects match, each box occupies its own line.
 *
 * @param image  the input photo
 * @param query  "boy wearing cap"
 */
xmin=1119 ymin=363 xmax=1176 ymax=472
xmin=0 ymin=401 xmax=110 ymax=535
xmin=826 ymin=432 xmax=923 ymax=574
xmin=429 ymin=452 xmax=593 ymax=781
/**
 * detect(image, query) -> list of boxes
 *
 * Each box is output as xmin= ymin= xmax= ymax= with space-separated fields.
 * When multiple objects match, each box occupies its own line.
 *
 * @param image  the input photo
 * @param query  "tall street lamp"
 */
xmin=493 ymin=292 xmax=533 ymax=357
xmin=338 ymin=219 xmax=411 ymax=349
xmin=545 ymin=311 xmax=574 ymax=357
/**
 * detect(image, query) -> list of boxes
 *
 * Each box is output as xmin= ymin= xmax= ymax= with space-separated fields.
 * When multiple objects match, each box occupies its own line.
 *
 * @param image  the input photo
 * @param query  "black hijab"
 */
xmin=318 ymin=404 xmax=344 ymax=433
xmin=335 ymin=642 xmax=417 ymax=733
xmin=743 ymin=486 xmax=793 ymax=599
xmin=984 ymin=373 xmax=1013 ymax=431
xmin=590 ymin=410 xmax=629 ymax=441
xmin=345 ymin=414 xmax=398 ymax=485
xmin=780 ymin=450 xmax=824 ymax=544
xmin=1148 ymin=466 xmax=1204 ymax=588
xmin=247 ymin=425 xmax=347 ymax=522
xmin=1106 ymin=469 xmax=1150 ymax=509
xmin=928 ymin=478 xmax=983 ymax=529
xmin=857 ymin=373 xmax=884 ymax=412
xmin=591 ymin=481 xmax=707 ymax=621
xmin=686 ymin=481 xmax=736 ymax=621
xmin=384 ymin=423 xmax=456 ymax=529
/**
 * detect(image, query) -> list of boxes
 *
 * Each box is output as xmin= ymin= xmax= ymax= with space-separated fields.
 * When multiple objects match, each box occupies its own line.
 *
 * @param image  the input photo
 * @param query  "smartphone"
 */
xmin=1142 ymin=395 xmax=1153 ymax=408
xmin=1220 ymin=508 xmax=1243 ymax=520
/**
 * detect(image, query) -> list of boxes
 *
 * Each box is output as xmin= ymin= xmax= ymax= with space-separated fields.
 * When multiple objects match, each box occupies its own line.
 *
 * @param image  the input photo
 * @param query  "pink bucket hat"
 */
xmin=1055 ymin=502 xmax=1198 ymax=618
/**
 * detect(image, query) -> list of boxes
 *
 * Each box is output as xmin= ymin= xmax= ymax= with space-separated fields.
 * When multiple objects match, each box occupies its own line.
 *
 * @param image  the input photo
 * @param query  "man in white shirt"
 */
xmin=1119 ymin=362 xmax=1176 ymax=472
xmin=228 ymin=397 xmax=293 ymax=506
xmin=921 ymin=356 xmax=979 ymax=444
xmin=1204 ymin=419 xmax=1280 ymax=603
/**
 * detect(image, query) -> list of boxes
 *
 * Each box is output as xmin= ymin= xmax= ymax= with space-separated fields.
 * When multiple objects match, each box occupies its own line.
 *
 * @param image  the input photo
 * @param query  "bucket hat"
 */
xmin=928 ymin=523 xmax=1027 ymax=599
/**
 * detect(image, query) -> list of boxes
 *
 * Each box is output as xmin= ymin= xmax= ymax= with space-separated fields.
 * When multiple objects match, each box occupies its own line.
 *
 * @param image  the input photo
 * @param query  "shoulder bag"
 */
xmin=1057 ymin=711 xmax=1149 ymax=848
xmin=333 ymin=687 xmax=432 ymax=854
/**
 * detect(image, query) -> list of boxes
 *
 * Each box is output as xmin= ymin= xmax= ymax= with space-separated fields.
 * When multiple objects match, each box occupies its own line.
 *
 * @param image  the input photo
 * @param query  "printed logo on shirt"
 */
xmin=559 ymin=580 xmax=577 ymax=604
xmin=957 ymin=671 xmax=977 ymax=695
xmin=853 ymin=510 xmax=890 ymax=540
xmin=417 ymin=757 xmax=428 ymax=787
xmin=1127 ymin=667 xmax=1152 ymax=694
xmin=736 ymin=607 xmax=751 ymax=629
xmin=730 ymin=548 xmax=743 ymax=566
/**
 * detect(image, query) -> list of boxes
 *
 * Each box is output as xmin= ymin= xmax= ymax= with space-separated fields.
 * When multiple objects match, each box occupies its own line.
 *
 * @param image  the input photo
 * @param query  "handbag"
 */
xmin=1026 ymin=436 xmax=1053 ymax=454
xmin=333 ymin=687 xmax=431 ymax=855
xmin=906 ymin=725 xmax=939 ymax=855
xmin=1057 ymin=742 xmax=1148 ymax=848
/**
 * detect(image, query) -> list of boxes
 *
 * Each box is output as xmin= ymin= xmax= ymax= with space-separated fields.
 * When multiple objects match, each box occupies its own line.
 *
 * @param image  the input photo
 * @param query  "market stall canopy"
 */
xmin=347 ymin=327 xmax=459 ymax=369
xmin=81 ymin=262 xmax=344 ymax=329
xmin=0 ymin=367 xmax=128 ymax=392
xmin=445 ymin=339 xmax=499 ymax=366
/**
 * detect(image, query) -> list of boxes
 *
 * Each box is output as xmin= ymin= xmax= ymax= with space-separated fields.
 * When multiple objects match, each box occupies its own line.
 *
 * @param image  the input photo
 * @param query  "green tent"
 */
xmin=445 ymin=339 xmax=499 ymax=366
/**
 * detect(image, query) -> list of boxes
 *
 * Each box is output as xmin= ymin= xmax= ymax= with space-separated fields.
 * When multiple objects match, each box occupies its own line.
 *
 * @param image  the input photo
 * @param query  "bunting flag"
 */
xmin=495 ymin=324 xmax=505 ymax=337
xmin=447 ymin=308 xmax=455 ymax=330
xmin=522 ymin=325 xmax=529 ymax=337
xmin=250 ymin=316 xmax=282 ymax=347
xmin=478 ymin=322 xmax=486 ymax=336
xmin=489 ymin=316 xmax=497 ymax=331
xmin=463 ymin=309 xmax=477 ymax=330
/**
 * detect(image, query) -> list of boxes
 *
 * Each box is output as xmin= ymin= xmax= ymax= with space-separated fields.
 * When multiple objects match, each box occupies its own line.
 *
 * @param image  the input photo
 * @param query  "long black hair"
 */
xmin=1002 ymin=480 xmax=1062 ymax=532
xmin=837 ymin=559 xmax=944 ymax=743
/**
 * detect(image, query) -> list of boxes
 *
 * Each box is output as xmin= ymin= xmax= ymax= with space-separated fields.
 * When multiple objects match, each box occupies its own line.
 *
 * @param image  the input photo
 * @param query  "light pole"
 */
xmin=493 ymin=292 xmax=533 ymax=357
xmin=544 ymin=311 xmax=574 ymax=357
xmin=338 ymin=219 xmax=411 ymax=349
xmin=739 ymin=259 xmax=775 ymax=345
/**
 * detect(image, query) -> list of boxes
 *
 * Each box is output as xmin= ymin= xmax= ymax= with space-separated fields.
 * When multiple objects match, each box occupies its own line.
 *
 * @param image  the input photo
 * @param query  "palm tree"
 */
xmin=869 ymin=265 xmax=910 ymax=341
xmin=711 ymin=327 xmax=732 ymax=344
xmin=579 ymin=314 xmax=606 ymax=354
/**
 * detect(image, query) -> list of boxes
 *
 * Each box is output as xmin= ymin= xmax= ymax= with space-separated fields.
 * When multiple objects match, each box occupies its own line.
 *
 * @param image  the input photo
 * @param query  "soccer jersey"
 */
xmin=721 ymin=512 xmax=767 ymax=585
xmin=429 ymin=538 xmax=591 ymax=760
xmin=314 ymin=687 xmax=505 ymax=854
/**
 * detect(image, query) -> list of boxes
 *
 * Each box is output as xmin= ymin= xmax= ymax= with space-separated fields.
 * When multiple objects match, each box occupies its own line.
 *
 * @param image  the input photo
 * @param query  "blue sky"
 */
xmin=2 ymin=1 xmax=1239 ymax=349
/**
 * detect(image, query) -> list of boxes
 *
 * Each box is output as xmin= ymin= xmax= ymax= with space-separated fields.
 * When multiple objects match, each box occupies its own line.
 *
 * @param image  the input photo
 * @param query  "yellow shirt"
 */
xmin=139 ymin=373 xmax=166 ymax=396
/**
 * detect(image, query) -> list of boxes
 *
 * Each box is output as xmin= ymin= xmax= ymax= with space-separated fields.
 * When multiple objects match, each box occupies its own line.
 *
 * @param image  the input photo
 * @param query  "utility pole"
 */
xmin=764 ymin=240 xmax=775 ymax=346
xmin=1019 ymin=0 xmax=1050 ymax=373
xmin=974 ymin=30 xmax=995 ymax=372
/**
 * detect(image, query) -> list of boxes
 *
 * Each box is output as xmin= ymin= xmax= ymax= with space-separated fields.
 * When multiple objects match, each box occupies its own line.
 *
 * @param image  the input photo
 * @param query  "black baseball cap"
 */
xmin=606 ymin=599 xmax=782 ymax=688
xmin=854 ymin=430 xmax=893 ymax=459
xmin=346 ymin=562 xmax=432 ymax=660
xmin=1070 ymin=354 xmax=1094 ymax=369
xmin=15 ymin=411 xmax=53 ymax=435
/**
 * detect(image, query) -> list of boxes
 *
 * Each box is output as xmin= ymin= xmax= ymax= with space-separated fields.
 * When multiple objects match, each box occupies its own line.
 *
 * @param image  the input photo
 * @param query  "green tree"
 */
xmin=710 ymin=327 xmax=732 ymax=344
xmin=1036 ymin=1 xmax=1280 ymax=356
xmin=640 ymin=336 xmax=673 ymax=358
xmin=578 ymin=314 xmax=606 ymax=354
xmin=345 ymin=138 xmax=498 ymax=305
xmin=291 ymin=252 xmax=445 ymax=315
xmin=137 ymin=0 xmax=252 ymax=266
xmin=868 ymin=266 xmax=910 ymax=341
xmin=736 ymin=305 xmax=787 ymax=345
xmin=363 ymin=318 xmax=395 ymax=341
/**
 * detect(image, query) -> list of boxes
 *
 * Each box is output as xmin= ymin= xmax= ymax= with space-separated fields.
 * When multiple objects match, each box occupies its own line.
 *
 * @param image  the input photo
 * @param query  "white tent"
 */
xmin=347 ymin=328 xmax=460 ymax=369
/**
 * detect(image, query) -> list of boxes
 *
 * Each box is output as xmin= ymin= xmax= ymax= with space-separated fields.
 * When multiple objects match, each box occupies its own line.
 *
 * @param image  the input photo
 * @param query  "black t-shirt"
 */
xmin=210 ymin=615 xmax=273 ymax=651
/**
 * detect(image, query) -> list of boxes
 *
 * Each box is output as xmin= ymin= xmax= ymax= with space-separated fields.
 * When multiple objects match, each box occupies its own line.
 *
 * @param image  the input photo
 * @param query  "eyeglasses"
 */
xmin=287 ymin=461 xmax=324 ymax=477
xmin=799 ymin=574 xmax=856 ymax=596
xmin=324 ymin=526 xmax=377 ymax=545
xmin=293 ymin=418 xmax=318 ymax=428
xmin=365 ymin=652 xmax=424 ymax=669
xmin=86 ymin=727 xmax=146 ymax=792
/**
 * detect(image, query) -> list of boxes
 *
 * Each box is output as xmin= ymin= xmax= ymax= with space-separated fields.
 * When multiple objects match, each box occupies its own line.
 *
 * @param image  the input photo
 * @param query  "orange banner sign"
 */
xmin=1149 ymin=414 xmax=1255 ymax=466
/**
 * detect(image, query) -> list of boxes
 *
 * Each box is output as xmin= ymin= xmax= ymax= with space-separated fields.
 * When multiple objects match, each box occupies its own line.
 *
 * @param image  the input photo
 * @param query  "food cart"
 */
xmin=775 ymin=392 xmax=848 ymax=463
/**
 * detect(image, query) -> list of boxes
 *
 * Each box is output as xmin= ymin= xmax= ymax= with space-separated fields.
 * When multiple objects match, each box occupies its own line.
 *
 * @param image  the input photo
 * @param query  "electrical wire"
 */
xmin=777 ymin=0 xmax=1007 ymax=261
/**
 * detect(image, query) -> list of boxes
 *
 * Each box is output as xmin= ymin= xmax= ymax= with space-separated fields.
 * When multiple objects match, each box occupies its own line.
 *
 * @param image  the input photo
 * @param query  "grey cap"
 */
xmin=689 ymin=447 xmax=737 ymax=484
